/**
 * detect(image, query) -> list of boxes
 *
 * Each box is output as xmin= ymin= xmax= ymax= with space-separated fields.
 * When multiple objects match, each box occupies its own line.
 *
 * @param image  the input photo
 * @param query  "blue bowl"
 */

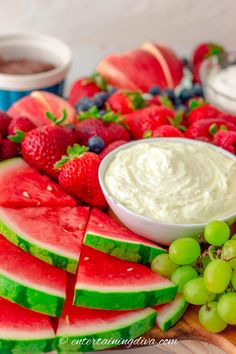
xmin=0 ymin=33 xmax=71 ymax=111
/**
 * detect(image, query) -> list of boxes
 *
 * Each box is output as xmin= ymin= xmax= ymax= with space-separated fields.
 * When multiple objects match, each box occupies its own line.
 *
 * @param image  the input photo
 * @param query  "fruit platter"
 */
xmin=0 ymin=38 xmax=235 ymax=354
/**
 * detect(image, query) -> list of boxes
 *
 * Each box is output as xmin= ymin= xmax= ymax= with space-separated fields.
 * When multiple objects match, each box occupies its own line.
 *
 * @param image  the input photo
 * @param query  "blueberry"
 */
xmin=179 ymin=88 xmax=194 ymax=102
xmin=93 ymin=91 xmax=109 ymax=109
xmin=107 ymin=86 xmax=117 ymax=97
xmin=76 ymin=97 xmax=94 ymax=112
xmin=88 ymin=136 xmax=105 ymax=154
xmin=176 ymin=104 xmax=188 ymax=113
xmin=149 ymin=86 xmax=162 ymax=96
xmin=192 ymin=83 xmax=204 ymax=97
xmin=164 ymin=89 xmax=175 ymax=101
xmin=181 ymin=57 xmax=193 ymax=71
xmin=173 ymin=97 xmax=183 ymax=108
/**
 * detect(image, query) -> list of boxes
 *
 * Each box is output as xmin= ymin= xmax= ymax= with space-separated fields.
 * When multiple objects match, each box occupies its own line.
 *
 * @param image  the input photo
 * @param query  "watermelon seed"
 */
xmin=127 ymin=268 xmax=134 ymax=272
xmin=98 ymin=223 xmax=104 ymax=228
xmin=84 ymin=257 xmax=90 ymax=261
xmin=47 ymin=185 xmax=53 ymax=191
xmin=22 ymin=191 xmax=30 ymax=198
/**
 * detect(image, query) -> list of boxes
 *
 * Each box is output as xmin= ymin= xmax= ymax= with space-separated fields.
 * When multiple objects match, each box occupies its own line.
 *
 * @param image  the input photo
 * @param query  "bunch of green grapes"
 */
xmin=151 ymin=220 xmax=236 ymax=333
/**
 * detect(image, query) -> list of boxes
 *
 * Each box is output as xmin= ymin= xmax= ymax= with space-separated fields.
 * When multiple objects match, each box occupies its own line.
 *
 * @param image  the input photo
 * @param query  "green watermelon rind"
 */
xmin=0 ymin=219 xmax=78 ymax=273
xmin=0 ymin=272 xmax=65 ymax=317
xmin=0 ymin=337 xmax=57 ymax=354
xmin=84 ymin=232 xmax=166 ymax=265
xmin=57 ymin=309 xmax=156 ymax=352
xmin=74 ymin=284 xmax=177 ymax=310
xmin=157 ymin=296 xmax=189 ymax=332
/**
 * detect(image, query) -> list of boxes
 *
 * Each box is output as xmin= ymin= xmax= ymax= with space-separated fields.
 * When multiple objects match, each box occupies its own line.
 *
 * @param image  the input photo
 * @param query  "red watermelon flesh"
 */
xmin=0 ymin=158 xmax=76 ymax=208
xmin=0 ymin=205 xmax=90 ymax=273
xmin=84 ymin=208 xmax=166 ymax=264
xmin=0 ymin=234 xmax=66 ymax=317
xmin=74 ymin=246 xmax=177 ymax=310
xmin=0 ymin=297 xmax=56 ymax=352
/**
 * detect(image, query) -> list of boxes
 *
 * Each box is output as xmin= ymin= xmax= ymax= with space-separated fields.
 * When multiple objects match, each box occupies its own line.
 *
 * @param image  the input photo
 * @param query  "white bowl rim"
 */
xmin=99 ymin=137 xmax=236 ymax=228
xmin=0 ymin=32 xmax=72 ymax=90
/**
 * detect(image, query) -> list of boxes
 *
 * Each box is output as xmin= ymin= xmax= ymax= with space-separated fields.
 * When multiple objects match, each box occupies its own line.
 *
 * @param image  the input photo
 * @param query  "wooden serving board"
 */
xmin=108 ymin=209 xmax=236 ymax=354
xmin=144 ymin=306 xmax=235 ymax=354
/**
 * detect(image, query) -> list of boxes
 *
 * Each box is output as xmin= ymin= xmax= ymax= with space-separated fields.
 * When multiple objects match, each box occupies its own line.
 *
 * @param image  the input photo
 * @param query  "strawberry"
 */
xmin=0 ymin=111 xmax=12 ymax=137
xmin=214 ymin=130 xmax=236 ymax=154
xmin=185 ymin=118 xmax=236 ymax=142
xmin=188 ymin=102 xmax=223 ymax=125
xmin=68 ymin=73 xmax=107 ymax=106
xmin=76 ymin=107 xmax=130 ymax=145
xmin=56 ymin=144 xmax=107 ymax=208
xmin=0 ymin=138 xmax=19 ymax=160
xmin=106 ymin=90 xmax=145 ymax=114
xmin=150 ymin=125 xmax=184 ymax=138
xmin=99 ymin=140 xmax=128 ymax=160
xmin=192 ymin=42 xmax=225 ymax=66
xmin=8 ymin=116 xmax=36 ymax=135
xmin=16 ymin=111 xmax=77 ymax=178
xmin=125 ymin=106 xmax=174 ymax=139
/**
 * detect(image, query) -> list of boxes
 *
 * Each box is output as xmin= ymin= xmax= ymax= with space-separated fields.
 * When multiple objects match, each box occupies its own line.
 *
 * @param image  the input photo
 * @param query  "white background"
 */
xmin=0 ymin=0 xmax=235 ymax=91
xmin=0 ymin=1 xmax=232 ymax=353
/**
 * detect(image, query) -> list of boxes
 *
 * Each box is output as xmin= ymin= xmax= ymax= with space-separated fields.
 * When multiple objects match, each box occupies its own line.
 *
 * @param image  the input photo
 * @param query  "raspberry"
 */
xmin=0 ymin=111 xmax=12 ymax=137
xmin=0 ymin=139 xmax=19 ymax=160
xmin=8 ymin=116 xmax=36 ymax=135
xmin=152 ymin=125 xmax=184 ymax=138
xmin=99 ymin=140 xmax=128 ymax=160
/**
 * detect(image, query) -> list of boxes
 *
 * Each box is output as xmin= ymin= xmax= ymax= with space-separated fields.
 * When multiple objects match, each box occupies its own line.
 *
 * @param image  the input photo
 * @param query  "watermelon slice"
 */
xmin=0 ymin=234 xmax=66 ymax=317
xmin=84 ymin=208 xmax=166 ymax=265
xmin=153 ymin=294 xmax=188 ymax=332
xmin=57 ymin=300 xmax=156 ymax=352
xmin=74 ymin=246 xmax=177 ymax=310
xmin=0 ymin=297 xmax=56 ymax=353
xmin=0 ymin=158 xmax=76 ymax=208
xmin=0 ymin=205 xmax=89 ymax=273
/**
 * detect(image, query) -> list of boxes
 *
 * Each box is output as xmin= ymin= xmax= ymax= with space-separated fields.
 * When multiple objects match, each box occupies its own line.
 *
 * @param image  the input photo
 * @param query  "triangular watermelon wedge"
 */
xmin=0 ymin=297 xmax=56 ymax=353
xmin=0 ymin=158 xmax=76 ymax=208
xmin=57 ymin=275 xmax=156 ymax=352
xmin=153 ymin=294 xmax=188 ymax=332
xmin=74 ymin=246 xmax=177 ymax=310
xmin=84 ymin=208 xmax=166 ymax=265
xmin=0 ymin=234 xmax=66 ymax=317
xmin=0 ymin=206 xmax=89 ymax=273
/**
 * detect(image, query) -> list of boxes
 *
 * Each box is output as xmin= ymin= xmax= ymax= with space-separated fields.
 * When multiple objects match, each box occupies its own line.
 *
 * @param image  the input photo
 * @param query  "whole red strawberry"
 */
xmin=214 ymin=130 xmax=236 ymax=154
xmin=56 ymin=144 xmax=107 ymax=208
xmin=76 ymin=107 xmax=130 ymax=145
xmin=125 ymin=106 xmax=174 ymax=139
xmin=8 ymin=116 xmax=36 ymax=135
xmin=107 ymin=90 xmax=145 ymax=114
xmin=68 ymin=73 xmax=107 ymax=106
xmin=0 ymin=138 xmax=19 ymax=160
xmin=188 ymin=102 xmax=223 ymax=125
xmin=185 ymin=118 xmax=236 ymax=142
xmin=0 ymin=111 xmax=12 ymax=137
xmin=20 ymin=111 xmax=76 ymax=178
xmin=99 ymin=140 xmax=128 ymax=160
xmin=151 ymin=125 xmax=184 ymax=138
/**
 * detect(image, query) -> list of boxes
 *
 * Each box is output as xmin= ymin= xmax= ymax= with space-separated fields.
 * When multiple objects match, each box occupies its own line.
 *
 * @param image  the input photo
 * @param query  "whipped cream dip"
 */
xmin=104 ymin=141 xmax=236 ymax=224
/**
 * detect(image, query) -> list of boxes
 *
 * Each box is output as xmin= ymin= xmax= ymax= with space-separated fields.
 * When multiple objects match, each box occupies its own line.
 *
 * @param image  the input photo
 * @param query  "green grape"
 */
xmin=232 ymin=271 xmax=236 ymax=290
xmin=199 ymin=302 xmax=227 ymax=333
xmin=151 ymin=253 xmax=178 ymax=279
xmin=221 ymin=239 xmax=236 ymax=270
xmin=232 ymin=234 xmax=236 ymax=241
xmin=171 ymin=266 xmax=198 ymax=293
xmin=203 ymin=259 xmax=232 ymax=293
xmin=183 ymin=277 xmax=215 ymax=305
xmin=217 ymin=293 xmax=236 ymax=325
xmin=202 ymin=255 xmax=211 ymax=269
xmin=204 ymin=220 xmax=230 ymax=246
xmin=169 ymin=238 xmax=201 ymax=265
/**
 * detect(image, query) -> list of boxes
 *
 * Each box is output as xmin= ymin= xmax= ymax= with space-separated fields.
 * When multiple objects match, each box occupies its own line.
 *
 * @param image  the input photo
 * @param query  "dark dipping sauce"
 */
xmin=0 ymin=57 xmax=55 ymax=75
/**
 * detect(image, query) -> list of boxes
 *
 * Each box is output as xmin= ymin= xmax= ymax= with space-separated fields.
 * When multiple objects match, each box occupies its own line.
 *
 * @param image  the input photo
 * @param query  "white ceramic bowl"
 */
xmin=0 ymin=33 xmax=72 ymax=111
xmin=99 ymin=138 xmax=236 ymax=245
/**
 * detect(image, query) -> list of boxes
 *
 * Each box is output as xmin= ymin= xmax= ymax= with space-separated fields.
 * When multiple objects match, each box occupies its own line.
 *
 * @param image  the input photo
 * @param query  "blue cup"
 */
xmin=0 ymin=33 xmax=72 ymax=111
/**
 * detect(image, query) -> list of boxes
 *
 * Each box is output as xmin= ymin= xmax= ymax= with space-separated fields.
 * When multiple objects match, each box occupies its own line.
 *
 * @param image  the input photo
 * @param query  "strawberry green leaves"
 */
xmin=78 ymin=106 xmax=120 ymax=123
xmin=46 ymin=109 xmax=68 ymax=125
xmin=9 ymin=130 xmax=26 ymax=143
xmin=125 ymin=91 xmax=145 ymax=110
xmin=55 ymin=144 xmax=89 ymax=169
xmin=168 ymin=112 xmax=186 ymax=132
